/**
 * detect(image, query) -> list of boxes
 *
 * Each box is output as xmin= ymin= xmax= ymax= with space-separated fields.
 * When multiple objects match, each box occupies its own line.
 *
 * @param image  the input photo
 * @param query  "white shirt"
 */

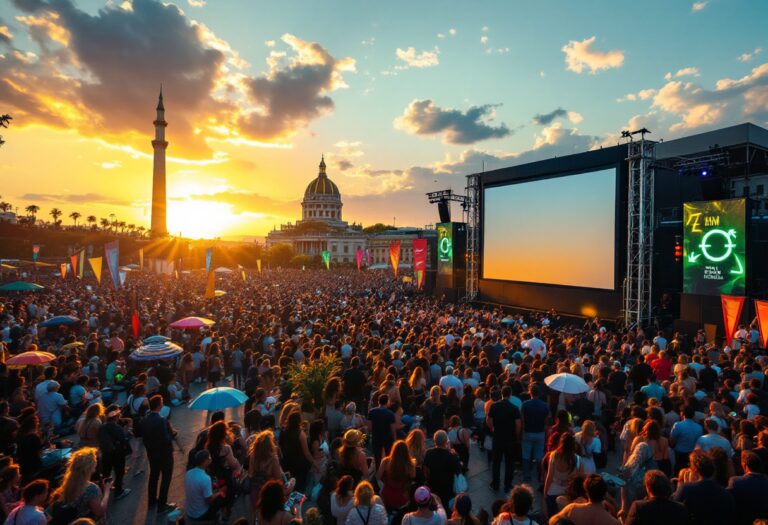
xmin=185 ymin=467 xmax=213 ymax=519
xmin=439 ymin=374 xmax=464 ymax=398
xmin=524 ymin=337 xmax=546 ymax=358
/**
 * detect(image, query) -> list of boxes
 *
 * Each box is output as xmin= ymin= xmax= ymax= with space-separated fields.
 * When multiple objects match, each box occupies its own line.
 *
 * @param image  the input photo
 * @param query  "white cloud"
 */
xmin=437 ymin=33 xmax=445 ymax=39
xmin=481 ymin=26 xmax=489 ymax=32
xmin=562 ymin=36 xmax=624 ymax=74
xmin=437 ymin=28 xmax=457 ymax=39
xmin=738 ymin=47 xmax=762 ymax=62
xmin=567 ymin=111 xmax=583 ymax=124
xmin=480 ymin=35 xmax=489 ymax=45
xmin=361 ymin=37 xmax=375 ymax=46
xmin=395 ymin=46 xmax=440 ymax=68
xmin=664 ymin=67 xmax=700 ymax=81
xmin=187 ymin=0 xmax=205 ymax=7
xmin=98 ymin=160 xmax=122 ymax=169
xmin=691 ymin=1 xmax=708 ymax=12
xmin=449 ymin=28 xmax=457 ymax=37
xmin=618 ymin=88 xmax=658 ymax=102
xmin=264 ymin=39 xmax=275 ymax=47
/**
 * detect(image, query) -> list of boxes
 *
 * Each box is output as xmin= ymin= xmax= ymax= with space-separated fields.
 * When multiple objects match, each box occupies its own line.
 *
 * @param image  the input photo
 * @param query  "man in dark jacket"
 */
xmin=97 ymin=404 xmax=132 ymax=500
xmin=675 ymin=450 xmax=735 ymax=525
xmin=140 ymin=395 xmax=177 ymax=514
xmin=625 ymin=470 xmax=688 ymax=525
xmin=727 ymin=451 xmax=768 ymax=525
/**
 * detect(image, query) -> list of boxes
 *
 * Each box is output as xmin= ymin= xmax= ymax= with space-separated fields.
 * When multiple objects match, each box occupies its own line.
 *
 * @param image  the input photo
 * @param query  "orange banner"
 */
xmin=204 ymin=270 xmax=216 ymax=298
xmin=721 ymin=294 xmax=746 ymax=346
xmin=60 ymin=263 xmax=67 ymax=279
xmin=755 ymin=299 xmax=768 ymax=348
xmin=88 ymin=257 xmax=102 ymax=284
xmin=69 ymin=254 xmax=78 ymax=278
xmin=389 ymin=241 xmax=401 ymax=278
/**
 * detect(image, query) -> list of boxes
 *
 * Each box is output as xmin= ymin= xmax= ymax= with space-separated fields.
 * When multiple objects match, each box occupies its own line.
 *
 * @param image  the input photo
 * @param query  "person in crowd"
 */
xmin=447 ymin=493 xmax=477 ymax=525
xmin=256 ymin=480 xmax=301 ymax=525
xmin=338 ymin=430 xmax=373 ymax=484
xmin=368 ymin=394 xmax=396 ymax=467
xmin=423 ymin=430 xmax=460 ymax=508
xmin=49 ymin=448 xmax=109 ymax=525
xmin=401 ymin=485 xmax=447 ymax=525
xmin=3 ymin=479 xmax=48 ymax=525
xmin=96 ymin=404 xmax=132 ymax=500
xmin=726 ymin=451 xmax=768 ymax=525
xmin=184 ymin=449 xmax=226 ymax=522
xmin=574 ymin=420 xmax=600 ymax=475
xmin=521 ymin=384 xmax=549 ymax=482
xmin=623 ymin=470 xmax=688 ymax=525
xmin=205 ymin=420 xmax=242 ymax=520
xmin=548 ymin=474 xmax=618 ymax=525
xmin=543 ymin=433 xmax=584 ymax=518
xmin=0 ymin=464 xmax=21 ymax=522
xmin=487 ymin=385 xmax=522 ymax=493
xmin=331 ymin=475 xmax=355 ymax=525
xmin=76 ymin=404 xmax=103 ymax=448
xmin=344 ymin=481 xmax=387 ymax=525
xmin=670 ymin=406 xmax=703 ymax=475
xmin=675 ymin=450 xmax=735 ymax=525
xmin=377 ymin=439 xmax=415 ymax=511
xmin=140 ymin=395 xmax=177 ymax=514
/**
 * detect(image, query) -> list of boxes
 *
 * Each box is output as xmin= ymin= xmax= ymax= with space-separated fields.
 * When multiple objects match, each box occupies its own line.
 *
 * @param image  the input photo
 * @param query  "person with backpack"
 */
xmin=4 ymin=479 xmax=48 ymax=525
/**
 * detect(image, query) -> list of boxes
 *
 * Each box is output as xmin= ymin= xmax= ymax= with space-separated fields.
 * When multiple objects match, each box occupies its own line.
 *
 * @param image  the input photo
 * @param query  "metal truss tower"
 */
xmin=465 ymin=173 xmax=481 ymax=301
xmin=623 ymin=129 xmax=656 ymax=328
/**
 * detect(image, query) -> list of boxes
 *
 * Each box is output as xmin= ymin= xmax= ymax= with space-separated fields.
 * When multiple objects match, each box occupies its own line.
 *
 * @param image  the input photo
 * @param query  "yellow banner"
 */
xmin=88 ymin=257 xmax=103 ymax=284
xmin=204 ymin=270 xmax=216 ymax=298
xmin=256 ymin=259 xmax=262 ymax=273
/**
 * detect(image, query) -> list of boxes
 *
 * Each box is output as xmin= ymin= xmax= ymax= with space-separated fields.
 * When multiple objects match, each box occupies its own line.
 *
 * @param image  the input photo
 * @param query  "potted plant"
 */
xmin=286 ymin=353 xmax=341 ymax=419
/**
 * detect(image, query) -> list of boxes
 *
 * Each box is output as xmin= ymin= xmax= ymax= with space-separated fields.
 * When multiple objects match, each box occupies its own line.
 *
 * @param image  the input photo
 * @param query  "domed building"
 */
xmin=266 ymin=156 xmax=436 ymax=267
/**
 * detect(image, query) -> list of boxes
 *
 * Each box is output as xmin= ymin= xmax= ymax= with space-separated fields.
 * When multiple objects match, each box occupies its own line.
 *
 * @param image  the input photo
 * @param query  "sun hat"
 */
xmin=105 ymin=404 xmax=121 ymax=418
xmin=342 ymin=429 xmax=362 ymax=447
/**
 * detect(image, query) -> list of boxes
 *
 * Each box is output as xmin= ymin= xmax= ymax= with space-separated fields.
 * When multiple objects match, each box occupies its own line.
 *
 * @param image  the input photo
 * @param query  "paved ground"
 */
xmin=103 ymin=383 xmax=614 ymax=525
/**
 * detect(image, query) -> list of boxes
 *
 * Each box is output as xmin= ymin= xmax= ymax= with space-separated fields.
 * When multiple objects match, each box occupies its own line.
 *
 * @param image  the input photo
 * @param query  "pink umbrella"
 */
xmin=7 ymin=351 xmax=56 ymax=366
xmin=169 ymin=316 xmax=215 ymax=329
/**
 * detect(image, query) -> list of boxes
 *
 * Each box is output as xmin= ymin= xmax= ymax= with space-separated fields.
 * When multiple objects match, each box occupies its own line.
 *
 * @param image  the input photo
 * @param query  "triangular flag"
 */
xmin=389 ymin=241 xmax=401 ymax=278
xmin=119 ymin=271 xmax=127 ymax=286
xmin=205 ymin=248 xmax=213 ymax=274
xmin=755 ymin=299 xmax=768 ymax=349
xmin=70 ymin=254 xmax=78 ymax=278
xmin=721 ymin=294 xmax=746 ymax=347
xmin=60 ymin=263 xmax=67 ymax=279
xmin=242 ymin=269 xmax=247 ymax=282
xmin=139 ymin=248 xmax=144 ymax=270
xmin=256 ymin=259 xmax=262 ymax=274
xmin=321 ymin=250 xmax=330 ymax=270
xmin=77 ymin=249 xmax=85 ymax=279
xmin=104 ymin=240 xmax=120 ymax=289
xmin=204 ymin=270 xmax=216 ymax=298
xmin=413 ymin=239 xmax=427 ymax=289
xmin=174 ymin=270 xmax=179 ymax=280
xmin=88 ymin=257 xmax=102 ymax=284
xmin=356 ymin=246 xmax=363 ymax=271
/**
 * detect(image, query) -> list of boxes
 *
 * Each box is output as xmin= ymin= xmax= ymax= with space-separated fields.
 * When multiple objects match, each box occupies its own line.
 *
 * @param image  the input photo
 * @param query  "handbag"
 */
xmin=453 ymin=473 xmax=468 ymax=494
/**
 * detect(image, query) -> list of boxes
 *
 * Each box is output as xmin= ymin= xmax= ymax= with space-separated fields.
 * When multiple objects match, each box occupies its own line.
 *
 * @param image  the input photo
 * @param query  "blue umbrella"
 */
xmin=188 ymin=387 xmax=248 ymax=411
xmin=39 ymin=315 xmax=80 ymax=327
xmin=0 ymin=281 xmax=44 ymax=292
xmin=501 ymin=317 xmax=516 ymax=325
xmin=129 ymin=341 xmax=183 ymax=361
xmin=143 ymin=335 xmax=170 ymax=344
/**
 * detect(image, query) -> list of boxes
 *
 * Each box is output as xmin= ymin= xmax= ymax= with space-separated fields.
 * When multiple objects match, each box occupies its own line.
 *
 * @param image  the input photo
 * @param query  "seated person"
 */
xmin=185 ymin=449 xmax=225 ymax=521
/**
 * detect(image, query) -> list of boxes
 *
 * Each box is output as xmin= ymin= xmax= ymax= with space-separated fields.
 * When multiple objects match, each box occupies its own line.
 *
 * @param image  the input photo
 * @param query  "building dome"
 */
xmin=304 ymin=156 xmax=340 ymax=197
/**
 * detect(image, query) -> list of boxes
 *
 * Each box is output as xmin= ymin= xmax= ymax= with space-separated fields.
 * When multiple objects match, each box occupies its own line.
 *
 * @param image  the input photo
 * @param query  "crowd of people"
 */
xmin=0 ymin=268 xmax=767 ymax=525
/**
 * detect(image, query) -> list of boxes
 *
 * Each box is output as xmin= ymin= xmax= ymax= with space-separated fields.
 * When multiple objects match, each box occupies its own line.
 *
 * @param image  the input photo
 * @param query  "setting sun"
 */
xmin=166 ymin=199 xmax=237 ymax=239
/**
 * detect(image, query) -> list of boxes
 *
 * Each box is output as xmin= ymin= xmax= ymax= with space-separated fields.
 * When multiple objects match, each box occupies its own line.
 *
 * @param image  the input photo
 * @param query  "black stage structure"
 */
xmin=471 ymin=123 xmax=768 ymax=336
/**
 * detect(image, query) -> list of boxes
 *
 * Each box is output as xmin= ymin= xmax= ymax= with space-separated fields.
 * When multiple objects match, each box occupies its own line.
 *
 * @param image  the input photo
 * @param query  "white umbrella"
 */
xmin=214 ymin=267 xmax=233 ymax=274
xmin=544 ymin=372 xmax=589 ymax=394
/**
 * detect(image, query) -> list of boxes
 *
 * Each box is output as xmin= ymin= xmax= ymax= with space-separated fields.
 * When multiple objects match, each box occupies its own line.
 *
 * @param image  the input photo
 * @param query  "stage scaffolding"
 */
xmin=623 ymin=129 xmax=656 ymax=328
xmin=465 ymin=173 xmax=481 ymax=301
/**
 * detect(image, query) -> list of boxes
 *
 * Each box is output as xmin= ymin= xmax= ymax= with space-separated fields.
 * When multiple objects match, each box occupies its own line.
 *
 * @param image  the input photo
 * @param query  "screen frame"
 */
xmin=480 ymin=163 xmax=621 ymax=291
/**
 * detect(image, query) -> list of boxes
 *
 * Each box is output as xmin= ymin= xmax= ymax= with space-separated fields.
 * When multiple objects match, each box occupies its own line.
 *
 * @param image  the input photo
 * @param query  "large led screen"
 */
xmin=683 ymin=198 xmax=746 ymax=296
xmin=483 ymin=168 xmax=616 ymax=289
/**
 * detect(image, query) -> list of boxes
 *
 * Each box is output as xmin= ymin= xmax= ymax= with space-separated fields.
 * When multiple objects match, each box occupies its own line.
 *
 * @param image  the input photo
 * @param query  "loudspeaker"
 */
xmin=437 ymin=200 xmax=451 ymax=223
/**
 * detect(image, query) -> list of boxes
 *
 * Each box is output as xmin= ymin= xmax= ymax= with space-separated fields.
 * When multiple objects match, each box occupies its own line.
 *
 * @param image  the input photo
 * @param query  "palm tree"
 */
xmin=99 ymin=218 xmax=110 ymax=230
xmin=69 ymin=211 xmax=81 ymax=227
xmin=49 ymin=208 xmax=62 ymax=226
xmin=110 ymin=219 xmax=119 ymax=232
xmin=127 ymin=224 xmax=136 ymax=235
xmin=0 ymin=202 xmax=11 ymax=213
xmin=137 ymin=225 xmax=146 ymax=237
xmin=118 ymin=221 xmax=126 ymax=233
xmin=87 ymin=215 xmax=97 ymax=229
xmin=25 ymin=204 xmax=39 ymax=217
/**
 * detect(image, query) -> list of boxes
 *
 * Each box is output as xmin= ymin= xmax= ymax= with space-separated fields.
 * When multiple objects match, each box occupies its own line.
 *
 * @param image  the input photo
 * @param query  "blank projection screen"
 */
xmin=483 ymin=168 xmax=616 ymax=289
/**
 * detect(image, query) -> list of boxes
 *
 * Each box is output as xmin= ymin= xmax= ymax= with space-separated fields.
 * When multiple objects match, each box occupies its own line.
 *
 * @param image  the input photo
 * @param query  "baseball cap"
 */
xmin=414 ymin=486 xmax=431 ymax=505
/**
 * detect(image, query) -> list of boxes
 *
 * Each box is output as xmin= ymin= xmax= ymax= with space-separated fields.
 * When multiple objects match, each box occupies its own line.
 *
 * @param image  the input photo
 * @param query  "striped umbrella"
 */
xmin=129 ymin=341 xmax=183 ymax=361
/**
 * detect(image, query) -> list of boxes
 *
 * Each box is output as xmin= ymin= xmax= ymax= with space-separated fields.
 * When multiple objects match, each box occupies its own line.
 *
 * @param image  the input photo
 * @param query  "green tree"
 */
xmin=49 ymin=208 xmax=62 ymax=226
xmin=363 ymin=223 xmax=395 ymax=234
xmin=268 ymin=243 xmax=294 ymax=268
xmin=0 ymin=114 xmax=11 ymax=147
xmin=289 ymin=254 xmax=312 ymax=268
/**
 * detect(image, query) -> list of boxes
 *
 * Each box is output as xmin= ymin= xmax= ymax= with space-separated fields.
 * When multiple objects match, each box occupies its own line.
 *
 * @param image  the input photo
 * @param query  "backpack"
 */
xmin=49 ymin=501 xmax=79 ymax=525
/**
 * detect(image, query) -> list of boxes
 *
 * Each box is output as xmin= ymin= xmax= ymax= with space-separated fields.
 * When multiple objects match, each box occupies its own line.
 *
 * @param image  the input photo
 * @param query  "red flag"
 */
xmin=755 ymin=299 xmax=768 ymax=349
xmin=721 ymin=295 xmax=746 ymax=346
xmin=413 ymin=239 xmax=427 ymax=289
xmin=389 ymin=241 xmax=401 ymax=278
xmin=131 ymin=289 xmax=140 ymax=339
xmin=356 ymin=246 xmax=363 ymax=271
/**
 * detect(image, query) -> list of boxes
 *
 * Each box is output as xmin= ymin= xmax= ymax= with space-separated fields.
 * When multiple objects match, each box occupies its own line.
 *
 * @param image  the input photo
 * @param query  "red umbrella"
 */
xmin=169 ymin=316 xmax=215 ymax=329
xmin=7 ymin=351 xmax=56 ymax=366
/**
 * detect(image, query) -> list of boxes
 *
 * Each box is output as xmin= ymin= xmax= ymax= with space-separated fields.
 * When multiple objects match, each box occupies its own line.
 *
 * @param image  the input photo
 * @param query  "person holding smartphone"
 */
xmin=401 ymin=486 xmax=447 ymax=525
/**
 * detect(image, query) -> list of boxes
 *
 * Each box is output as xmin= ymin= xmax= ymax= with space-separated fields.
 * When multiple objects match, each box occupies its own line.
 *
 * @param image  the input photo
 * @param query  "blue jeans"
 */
xmin=521 ymin=432 xmax=545 ymax=479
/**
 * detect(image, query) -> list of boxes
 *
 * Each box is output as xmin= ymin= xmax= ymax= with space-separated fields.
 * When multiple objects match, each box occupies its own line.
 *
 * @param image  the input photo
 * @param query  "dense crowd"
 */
xmin=0 ymin=268 xmax=767 ymax=525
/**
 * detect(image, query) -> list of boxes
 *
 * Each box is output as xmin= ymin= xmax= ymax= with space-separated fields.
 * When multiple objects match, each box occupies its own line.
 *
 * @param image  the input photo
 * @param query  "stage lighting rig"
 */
xmin=426 ymin=189 xmax=468 ymax=223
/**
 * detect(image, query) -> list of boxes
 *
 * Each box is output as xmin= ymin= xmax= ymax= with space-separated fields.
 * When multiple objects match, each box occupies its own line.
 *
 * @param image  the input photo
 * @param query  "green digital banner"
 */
xmin=683 ymin=198 xmax=746 ymax=296
xmin=437 ymin=222 xmax=453 ymax=276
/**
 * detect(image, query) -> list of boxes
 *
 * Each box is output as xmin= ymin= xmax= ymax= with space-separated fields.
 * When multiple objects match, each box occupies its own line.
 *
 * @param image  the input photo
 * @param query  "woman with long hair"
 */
xmin=76 ymin=404 xmax=104 ymax=448
xmin=256 ymin=480 xmax=299 ymax=525
xmin=447 ymin=415 xmax=471 ymax=469
xmin=543 ymin=433 xmax=584 ymax=518
xmin=248 ymin=431 xmax=295 ymax=515
xmin=0 ymin=464 xmax=21 ymax=522
xmin=632 ymin=420 xmax=671 ymax=476
xmin=376 ymin=440 xmax=415 ymax=511
xmin=206 ymin=420 xmax=243 ymax=520
xmin=338 ymin=429 xmax=372 ymax=484
xmin=574 ymin=420 xmax=600 ymax=475
xmin=448 ymin=493 xmax=479 ymax=525
xmin=405 ymin=428 xmax=426 ymax=476
xmin=330 ymin=475 xmax=355 ymax=525
xmin=51 ymin=448 xmax=109 ymax=524
xmin=279 ymin=411 xmax=314 ymax=492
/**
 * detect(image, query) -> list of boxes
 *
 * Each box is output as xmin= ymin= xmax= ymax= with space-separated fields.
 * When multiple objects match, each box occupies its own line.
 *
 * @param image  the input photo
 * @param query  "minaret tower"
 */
xmin=150 ymin=87 xmax=168 ymax=237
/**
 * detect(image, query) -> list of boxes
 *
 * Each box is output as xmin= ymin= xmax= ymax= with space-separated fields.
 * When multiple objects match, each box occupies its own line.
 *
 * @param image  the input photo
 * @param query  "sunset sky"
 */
xmin=0 ymin=0 xmax=766 ymax=239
